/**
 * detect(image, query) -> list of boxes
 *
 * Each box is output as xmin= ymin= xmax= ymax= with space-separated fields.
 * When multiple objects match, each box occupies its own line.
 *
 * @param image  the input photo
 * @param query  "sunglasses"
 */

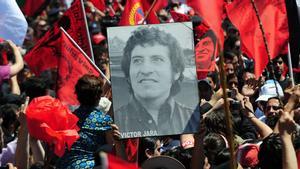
xmin=274 ymin=61 xmax=283 ymax=65
xmin=266 ymin=105 xmax=282 ymax=111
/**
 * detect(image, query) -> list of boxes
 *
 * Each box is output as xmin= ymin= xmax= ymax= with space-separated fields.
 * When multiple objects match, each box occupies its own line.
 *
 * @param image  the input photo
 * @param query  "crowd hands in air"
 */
xmin=0 ymin=0 xmax=299 ymax=169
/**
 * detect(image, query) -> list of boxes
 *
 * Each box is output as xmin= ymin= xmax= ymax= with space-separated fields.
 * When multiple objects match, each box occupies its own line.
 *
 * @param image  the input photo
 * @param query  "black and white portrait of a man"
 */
xmin=107 ymin=22 xmax=200 ymax=138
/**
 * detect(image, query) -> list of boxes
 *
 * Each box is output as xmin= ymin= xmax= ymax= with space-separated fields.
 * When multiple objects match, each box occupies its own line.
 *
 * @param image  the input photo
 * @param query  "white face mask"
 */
xmin=98 ymin=97 xmax=112 ymax=113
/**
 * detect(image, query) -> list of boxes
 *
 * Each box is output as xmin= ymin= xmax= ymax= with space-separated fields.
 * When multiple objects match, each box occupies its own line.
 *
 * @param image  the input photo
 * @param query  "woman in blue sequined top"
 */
xmin=56 ymin=74 xmax=113 ymax=169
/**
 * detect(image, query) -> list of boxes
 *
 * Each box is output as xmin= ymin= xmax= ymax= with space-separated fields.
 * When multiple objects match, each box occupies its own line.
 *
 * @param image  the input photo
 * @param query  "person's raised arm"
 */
xmin=10 ymin=75 xmax=20 ymax=95
xmin=238 ymin=95 xmax=273 ymax=139
xmin=6 ymin=40 xmax=24 ymax=76
xmin=15 ymin=97 xmax=29 ymax=169
xmin=278 ymin=111 xmax=298 ymax=169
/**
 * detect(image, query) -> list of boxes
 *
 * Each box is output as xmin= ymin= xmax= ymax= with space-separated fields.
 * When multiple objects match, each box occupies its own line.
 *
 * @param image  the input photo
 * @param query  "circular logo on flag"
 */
xmin=129 ymin=2 xmax=145 ymax=25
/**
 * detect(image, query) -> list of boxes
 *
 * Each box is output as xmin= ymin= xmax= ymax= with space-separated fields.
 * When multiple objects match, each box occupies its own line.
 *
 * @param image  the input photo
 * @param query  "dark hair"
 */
xmin=0 ymin=104 xmax=18 ymax=130
xmin=224 ymin=51 xmax=238 ymax=63
xmin=0 ymin=104 xmax=19 ymax=145
xmin=138 ymin=137 xmax=160 ymax=166
xmin=224 ymin=34 xmax=241 ymax=56
xmin=121 ymin=27 xmax=185 ymax=96
xmin=204 ymin=109 xmax=229 ymax=134
xmin=207 ymin=71 xmax=219 ymax=90
xmin=203 ymin=133 xmax=229 ymax=165
xmin=258 ymin=133 xmax=282 ymax=169
xmin=23 ymin=77 xmax=48 ymax=101
xmin=75 ymin=74 xmax=103 ymax=106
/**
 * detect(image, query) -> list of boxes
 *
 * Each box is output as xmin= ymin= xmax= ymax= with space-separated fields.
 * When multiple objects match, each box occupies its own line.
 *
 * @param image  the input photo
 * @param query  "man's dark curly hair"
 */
xmin=121 ymin=27 xmax=185 ymax=96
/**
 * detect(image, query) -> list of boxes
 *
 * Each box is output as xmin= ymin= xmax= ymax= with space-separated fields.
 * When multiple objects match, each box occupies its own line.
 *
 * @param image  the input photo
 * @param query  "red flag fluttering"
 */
xmin=119 ymin=0 xmax=167 ymax=25
xmin=226 ymin=0 xmax=289 ymax=77
xmin=19 ymin=0 xmax=49 ymax=17
xmin=142 ymin=0 xmax=168 ymax=24
xmin=119 ymin=0 xmax=145 ymax=25
xmin=26 ymin=96 xmax=80 ymax=157
xmin=58 ymin=29 xmax=100 ymax=105
xmin=88 ymin=0 xmax=106 ymax=11
xmin=106 ymin=153 xmax=139 ymax=169
xmin=24 ymin=0 xmax=92 ymax=75
xmin=186 ymin=0 xmax=225 ymax=48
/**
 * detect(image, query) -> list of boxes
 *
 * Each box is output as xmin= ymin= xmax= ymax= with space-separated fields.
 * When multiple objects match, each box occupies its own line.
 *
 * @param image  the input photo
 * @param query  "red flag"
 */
xmin=106 ymin=153 xmax=139 ymax=169
xmin=170 ymin=11 xmax=190 ymax=22
xmin=17 ymin=0 xmax=48 ymax=17
xmin=88 ymin=0 xmax=106 ymax=11
xmin=119 ymin=0 xmax=145 ymax=25
xmin=142 ymin=0 xmax=168 ymax=24
xmin=26 ymin=96 xmax=80 ymax=157
xmin=187 ymin=0 xmax=225 ymax=47
xmin=226 ymin=0 xmax=289 ymax=77
xmin=97 ymin=152 xmax=138 ymax=169
xmin=58 ymin=29 xmax=100 ymax=105
xmin=195 ymin=30 xmax=218 ymax=79
xmin=24 ymin=0 xmax=92 ymax=75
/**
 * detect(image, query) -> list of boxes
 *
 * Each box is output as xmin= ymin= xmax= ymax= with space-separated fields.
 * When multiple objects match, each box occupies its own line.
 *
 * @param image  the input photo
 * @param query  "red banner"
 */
xmin=58 ymin=30 xmax=100 ymax=105
xmin=18 ymin=0 xmax=48 ymax=17
xmin=226 ymin=0 xmax=289 ymax=77
xmin=187 ymin=0 xmax=224 ymax=47
xmin=88 ymin=0 xmax=106 ymax=11
xmin=24 ymin=0 xmax=92 ymax=75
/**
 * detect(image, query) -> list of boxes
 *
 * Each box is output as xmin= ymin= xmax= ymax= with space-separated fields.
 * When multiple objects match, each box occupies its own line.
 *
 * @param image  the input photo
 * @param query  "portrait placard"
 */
xmin=107 ymin=22 xmax=200 ymax=138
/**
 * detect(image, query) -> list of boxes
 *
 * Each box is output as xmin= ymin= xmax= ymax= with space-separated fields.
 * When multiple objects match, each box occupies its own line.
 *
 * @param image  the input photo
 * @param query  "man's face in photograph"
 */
xmin=129 ymin=42 xmax=180 ymax=101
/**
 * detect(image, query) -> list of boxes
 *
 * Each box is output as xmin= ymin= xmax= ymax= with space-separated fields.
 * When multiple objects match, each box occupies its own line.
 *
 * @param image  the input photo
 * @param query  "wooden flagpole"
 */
xmin=250 ymin=0 xmax=281 ymax=97
xmin=142 ymin=0 xmax=157 ymax=24
xmin=218 ymin=46 xmax=237 ymax=169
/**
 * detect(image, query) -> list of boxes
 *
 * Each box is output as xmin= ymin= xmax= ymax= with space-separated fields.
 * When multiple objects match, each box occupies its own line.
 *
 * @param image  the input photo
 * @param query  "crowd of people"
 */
xmin=0 ymin=0 xmax=300 ymax=169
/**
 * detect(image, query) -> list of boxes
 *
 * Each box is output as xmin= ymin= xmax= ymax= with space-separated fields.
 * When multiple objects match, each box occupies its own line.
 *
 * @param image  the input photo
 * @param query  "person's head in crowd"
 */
xmin=272 ymin=54 xmax=287 ymax=81
xmin=224 ymin=34 xmax=241 ymax=56
xmin=242 ymin=71 xmax=255 ymax=82
xmin=264 ymin=97 xmax=282 ymax=117
xmin=75 ymin=74 xmax=103 ymax=107
xmin=225 ymin=63 xmax=235 ymax=76
xmin=265 ymin=97 xmax=282 ymax=129
xmin=0 ymin=104 xmax=19 ymax=145
xmin=203 ymin=133 xmax=230 ymax=166
xmin=93 ymin=45 xmax=109 ymax=74
xmin=227 ymin=74 xmax=239 ymax=90
xmin=89 ymin=21 xmax=102 ymax=35
xmin=23 ymin=76 xmax=48 ymax=102
xmin=222 ymin=18 xmax=239 ymax=38
xmin=207 ymin=71 xmax=219 ymax=91
xmin=224 ymin=51 xmax=239 ymax=70
xmin=157 ymin=9 xmax=170 ymax=23
xmin=121 ymin=27 xmax=184 ymax=102
xmin=47 ymin=5 xmax=63 ymax=25
xmin=198 ymin=79 xmax=213 ymax=101
xmin=204 ymin=109 xmax=230 ymax=135
xmin=161 ymin=145 xmax=193 ymax=169
xmin=258 ymin=133 xmax=282 ymax=169
xmin=34 ymin=19 xmax=49 ymax=39
xmin=0 ymin=93 xmax=24 ymax=106
xmin=138 ymin=137 xmax=162 ymax=166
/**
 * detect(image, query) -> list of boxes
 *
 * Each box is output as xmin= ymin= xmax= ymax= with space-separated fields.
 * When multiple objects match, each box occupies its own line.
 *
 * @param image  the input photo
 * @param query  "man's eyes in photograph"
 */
xmin=151 ymin=55 xmax=165 ymax=63
xmin=131 ymin=56 xmax=144 ymax=65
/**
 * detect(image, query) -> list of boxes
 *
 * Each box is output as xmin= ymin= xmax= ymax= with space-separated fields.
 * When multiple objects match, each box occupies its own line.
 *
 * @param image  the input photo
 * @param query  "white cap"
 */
xmin=255 ymin=80 xmax=284 ymax=102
